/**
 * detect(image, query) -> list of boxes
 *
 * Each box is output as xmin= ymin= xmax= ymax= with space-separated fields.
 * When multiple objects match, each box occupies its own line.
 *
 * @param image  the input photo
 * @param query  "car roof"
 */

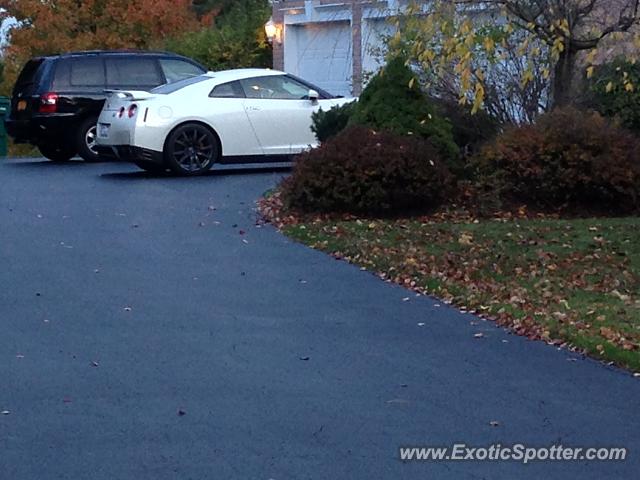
xmin=204 ymin=68 xmax=286 ymax=83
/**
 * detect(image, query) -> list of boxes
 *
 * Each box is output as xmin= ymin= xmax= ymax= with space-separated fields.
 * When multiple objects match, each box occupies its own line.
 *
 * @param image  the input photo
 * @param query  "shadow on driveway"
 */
xmin=99 ymin=165 xmax=292 ymax=181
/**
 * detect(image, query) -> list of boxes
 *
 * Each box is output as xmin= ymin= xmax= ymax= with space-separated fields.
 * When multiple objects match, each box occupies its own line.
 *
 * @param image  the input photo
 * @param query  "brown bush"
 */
xmin=282 ymin=125 xmax=455 ymax=214
xmin=474 ymin=107 xmax=640 ymax=213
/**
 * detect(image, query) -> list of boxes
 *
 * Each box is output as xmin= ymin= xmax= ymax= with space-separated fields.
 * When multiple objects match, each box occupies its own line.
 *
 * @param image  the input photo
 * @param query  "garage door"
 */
xmin=284 ymin=21 xmax=353 ymax=97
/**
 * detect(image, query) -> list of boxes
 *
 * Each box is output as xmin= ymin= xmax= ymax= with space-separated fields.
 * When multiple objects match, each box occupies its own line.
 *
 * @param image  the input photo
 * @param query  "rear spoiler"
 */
xmin=103 ymin=89 xmax=155 ymax=101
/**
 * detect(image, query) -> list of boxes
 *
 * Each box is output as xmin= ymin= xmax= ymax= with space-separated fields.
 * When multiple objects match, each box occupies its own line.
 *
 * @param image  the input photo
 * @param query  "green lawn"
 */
xmin=282 ymin=216 xmax=640 ymax=371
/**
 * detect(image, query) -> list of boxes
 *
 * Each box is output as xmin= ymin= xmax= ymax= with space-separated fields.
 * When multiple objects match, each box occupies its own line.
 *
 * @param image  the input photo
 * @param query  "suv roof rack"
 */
xmin=46 ymin=50 xmax=179 ymax=58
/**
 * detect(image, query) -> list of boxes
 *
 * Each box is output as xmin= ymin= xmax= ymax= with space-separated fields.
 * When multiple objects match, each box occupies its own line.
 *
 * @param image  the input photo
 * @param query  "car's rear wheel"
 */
xmin=77 ymin=117 xmax=102 ymax=162
xmin=38 ymin=143 xmax=76 ymax=162
xmin=164 ymin=123 xmax=219 ymax=176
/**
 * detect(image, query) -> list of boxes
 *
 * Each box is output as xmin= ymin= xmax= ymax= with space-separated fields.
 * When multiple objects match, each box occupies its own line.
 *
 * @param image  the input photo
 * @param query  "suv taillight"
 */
xmin=39 ymin=93 xmax=58 ymax=113
xmin=128 ymin=104 xmax=137 ymax=118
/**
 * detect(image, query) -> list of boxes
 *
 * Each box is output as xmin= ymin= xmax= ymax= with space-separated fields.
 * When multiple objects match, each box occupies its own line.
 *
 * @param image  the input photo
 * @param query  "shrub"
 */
xmin=473 ymin=107 xmax=640 ymax=213
xmin=311 ymin=101 xmax=357 ymax=143
xmin=588 ymin=58 xmax=640 ymax=133
xmin=282 ymin=125 xmax=454 ymax=214
xmin=431 ymin=97 xmax=502 ymax=155
xmin=349 ymin=57 xmax=459 ymax=164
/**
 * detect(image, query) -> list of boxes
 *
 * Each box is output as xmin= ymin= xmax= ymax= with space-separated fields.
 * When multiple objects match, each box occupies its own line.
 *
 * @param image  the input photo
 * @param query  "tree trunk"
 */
xmin=552 ymin=49 xmax=578 ymax=108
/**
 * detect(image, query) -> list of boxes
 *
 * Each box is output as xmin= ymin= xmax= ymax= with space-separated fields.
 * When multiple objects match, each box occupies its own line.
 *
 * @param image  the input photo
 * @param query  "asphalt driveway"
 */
xmin=1 ymin=158 xmax=638 ymax=479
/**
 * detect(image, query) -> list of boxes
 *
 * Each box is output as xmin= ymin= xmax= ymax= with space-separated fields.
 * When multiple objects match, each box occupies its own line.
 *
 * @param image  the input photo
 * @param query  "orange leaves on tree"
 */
xmin=0 ymin=0 xmax=205 ymax=92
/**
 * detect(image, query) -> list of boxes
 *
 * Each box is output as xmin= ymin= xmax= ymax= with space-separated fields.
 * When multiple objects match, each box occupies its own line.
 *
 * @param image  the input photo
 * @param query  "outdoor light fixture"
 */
xmin=265 ymin=17 xmax=281 ymax=44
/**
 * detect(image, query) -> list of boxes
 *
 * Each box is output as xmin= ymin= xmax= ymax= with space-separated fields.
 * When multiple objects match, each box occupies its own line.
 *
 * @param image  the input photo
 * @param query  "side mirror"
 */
xmin=308 ymin=89 xmax=319 ymax=101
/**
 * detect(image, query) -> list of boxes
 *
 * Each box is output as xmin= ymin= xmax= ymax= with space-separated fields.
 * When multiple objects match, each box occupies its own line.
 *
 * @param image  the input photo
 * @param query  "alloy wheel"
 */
xmin=171 ymin=127 xmax=215 ymax=173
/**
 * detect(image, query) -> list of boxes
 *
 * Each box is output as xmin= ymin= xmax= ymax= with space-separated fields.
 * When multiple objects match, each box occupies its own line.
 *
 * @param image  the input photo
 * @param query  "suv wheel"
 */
xmin=38 ymin=143 xmax=76 ymax=162
xmin=77 ymin=117 xmax=102 ymax=162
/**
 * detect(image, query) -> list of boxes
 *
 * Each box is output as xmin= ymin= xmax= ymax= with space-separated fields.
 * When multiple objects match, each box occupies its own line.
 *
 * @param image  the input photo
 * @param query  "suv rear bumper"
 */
xmin=5 ymin=113 xmax=78 ymax=144
xmin=95 ymin=145 xmax=163 ymax=164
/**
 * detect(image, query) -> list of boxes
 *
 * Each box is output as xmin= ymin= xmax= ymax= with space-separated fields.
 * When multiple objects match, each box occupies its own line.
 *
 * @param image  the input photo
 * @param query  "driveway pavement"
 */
xmin=1 ymin=157 xmax=638 ymax=479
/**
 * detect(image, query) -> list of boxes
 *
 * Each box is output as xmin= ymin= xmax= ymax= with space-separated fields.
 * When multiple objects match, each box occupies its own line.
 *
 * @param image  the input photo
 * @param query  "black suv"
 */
xmin=6 ymin=51 xmax=206 ymax=162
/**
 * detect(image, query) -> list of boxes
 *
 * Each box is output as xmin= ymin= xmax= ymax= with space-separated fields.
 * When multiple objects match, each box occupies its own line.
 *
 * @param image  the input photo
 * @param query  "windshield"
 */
xmin=151 ymin=75 xmax=210 ymax=94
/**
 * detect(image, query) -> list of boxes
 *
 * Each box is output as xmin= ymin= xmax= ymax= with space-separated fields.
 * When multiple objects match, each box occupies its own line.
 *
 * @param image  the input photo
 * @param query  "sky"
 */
xmin=0 ymin=15 xmax=17 ymax=49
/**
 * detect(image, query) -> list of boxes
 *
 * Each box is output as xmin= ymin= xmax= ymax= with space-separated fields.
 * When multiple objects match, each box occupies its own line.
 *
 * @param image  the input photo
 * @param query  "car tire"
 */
xmin=77 ymin=117 xmax=103 ymax=162
xmin=133 ymin=160 xmax=168 ymax=174
xmin=38 ymin=143 xmax=76 ymax=162
xmin=164 ymin=123 xmax=219 ymax=176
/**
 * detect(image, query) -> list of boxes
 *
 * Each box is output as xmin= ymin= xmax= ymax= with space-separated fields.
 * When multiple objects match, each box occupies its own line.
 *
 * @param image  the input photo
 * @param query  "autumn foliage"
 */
xmin=473 ymin=107 xmax=640 ymax=214
xmin=0 ymin=0 xmax=204 ymax=93
xmin=282 ymin=125 xmax=454 ymax=214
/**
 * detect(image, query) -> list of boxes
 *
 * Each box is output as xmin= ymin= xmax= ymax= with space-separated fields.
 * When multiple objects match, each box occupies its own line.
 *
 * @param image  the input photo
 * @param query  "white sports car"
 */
xmin=95 ymin=69 xmax=354 ymax=175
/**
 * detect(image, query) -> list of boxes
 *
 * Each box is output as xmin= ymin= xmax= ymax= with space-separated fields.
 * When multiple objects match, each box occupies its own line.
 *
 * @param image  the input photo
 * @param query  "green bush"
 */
xmin=282 ymin=125 xmax=454 ymax=214
xmin=588 ymin=59 xmax=640 ymax=132
xmin=349 ymin=57 xmax=459 ymax=164
xmin=311 ymin=101 xmax=357 ymax=143
xmin=474 ymin=107 xmax=640 ymax=213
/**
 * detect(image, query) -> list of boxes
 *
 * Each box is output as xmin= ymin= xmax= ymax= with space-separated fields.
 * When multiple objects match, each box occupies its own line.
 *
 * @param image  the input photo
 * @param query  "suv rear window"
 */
xmin=13 ymin=59 xmax=44 ymax=95
xmin=106 ymin=57 xmax=164 ymax=88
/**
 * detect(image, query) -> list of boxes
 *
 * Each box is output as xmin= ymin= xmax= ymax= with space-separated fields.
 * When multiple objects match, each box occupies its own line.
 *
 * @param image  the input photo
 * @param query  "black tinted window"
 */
xmin=106 ymin=57 xmax=163 ymax=87
xmin=52 ymin=58 xmax=105 ymax=88
xmin=71 ymin=58 xmax=105 ymax=87
xmin=209 ymin=81 xmax=245 ymax=98
xmin=14 ymin=59 xmax=45 ymax=95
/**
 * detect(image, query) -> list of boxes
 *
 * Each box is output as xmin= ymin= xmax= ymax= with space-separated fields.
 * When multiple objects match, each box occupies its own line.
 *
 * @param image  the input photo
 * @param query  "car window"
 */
xmin=159 ymin=59 xmax=205 ymax=83
xmin=240 ymin=75 xmax=311 ymax=100
xmin=209 ymin=81 xmax=245 ymax=98
xmin=106 ymin=57 xmax=163 ymax=87
xmin=55 ymin=58 xmax=105 ymax=88
xmin=151 ymin=75 xmax=211 ymax=94
xmin=14 ymin=59 xmax=45 ymax=95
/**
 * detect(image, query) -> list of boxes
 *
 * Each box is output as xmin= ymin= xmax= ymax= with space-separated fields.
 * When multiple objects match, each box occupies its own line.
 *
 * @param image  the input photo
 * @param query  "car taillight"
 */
xmin=39 ymin=93 xmax=58 ymax=113
xmin=128 ymin=104 xmax=137 ymax=118
xmin=118 ymin=107 xmax=125 ymax=118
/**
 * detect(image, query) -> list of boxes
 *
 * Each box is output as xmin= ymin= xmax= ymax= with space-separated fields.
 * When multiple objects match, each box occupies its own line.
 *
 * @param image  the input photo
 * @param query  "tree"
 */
xmin=0 ymin=0 xmax=203 ymax=93
xmin=496 ymin=0 xmax=640 ymax=106
xmin=392 ymin=1 xmax=640 ymax=112
xmin=166 ymin=0 xmax=272 ymax=70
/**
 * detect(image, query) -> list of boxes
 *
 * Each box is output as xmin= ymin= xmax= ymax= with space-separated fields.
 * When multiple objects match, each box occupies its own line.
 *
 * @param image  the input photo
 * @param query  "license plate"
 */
xmin=98 ymin=123 xmax=110 ymax=138
xmin=17 ymin=100 xmax=27 ymax=111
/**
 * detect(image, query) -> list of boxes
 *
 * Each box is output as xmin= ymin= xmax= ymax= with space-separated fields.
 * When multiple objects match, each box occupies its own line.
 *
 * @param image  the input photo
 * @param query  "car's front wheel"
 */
xmin=38 ymin=143 xmax=76 ymax=162
xmin=164 ymin=123 xmax=219 ymax=176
